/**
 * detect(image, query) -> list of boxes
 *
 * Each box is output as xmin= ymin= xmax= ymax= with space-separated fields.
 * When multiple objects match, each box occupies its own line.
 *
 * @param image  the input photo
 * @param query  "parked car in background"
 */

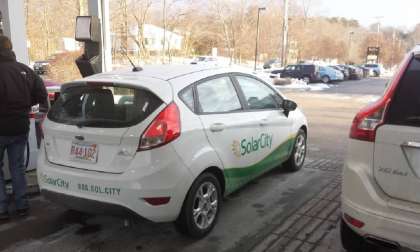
xmin=33 ymin=60 xmax=50 ymax=75
xmin=341 ymin=46 xmax=420 ymax=252
xmin=363 ymin=63 xmax=382 ymax=77
xmin=263 ymin=59 xmax=281 ymax=69
xmin=330 ymin=65 xmax=350 ymax=80
xmin=271 ymin=64 xmax=321 ymax=83
xmin=190 ymin=56 xmax=218 ymax=66
xmin=340 ymin=65 xmax=363 ymax=80
xmin=319 ymin=66 xmax=344 ymax=83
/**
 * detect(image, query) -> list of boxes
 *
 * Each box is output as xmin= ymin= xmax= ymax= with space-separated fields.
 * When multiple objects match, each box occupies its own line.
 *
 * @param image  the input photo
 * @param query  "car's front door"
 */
xmin=195 ymin=75 xmax=270 ymax=193
xmin=233 ymin=75 xmax=294 ymax=169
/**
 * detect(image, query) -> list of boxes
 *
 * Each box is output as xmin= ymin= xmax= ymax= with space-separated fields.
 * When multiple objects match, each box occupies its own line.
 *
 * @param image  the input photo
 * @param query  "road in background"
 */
xmin=0 ymin=78 xmax=388 ymax=252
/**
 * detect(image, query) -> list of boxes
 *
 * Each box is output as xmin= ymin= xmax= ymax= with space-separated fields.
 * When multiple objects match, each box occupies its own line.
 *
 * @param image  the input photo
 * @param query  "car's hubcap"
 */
xmin=193 ymin=182 xmax=218 ymax=230
xmin=294 ymin=134 xmax=306 ymax=166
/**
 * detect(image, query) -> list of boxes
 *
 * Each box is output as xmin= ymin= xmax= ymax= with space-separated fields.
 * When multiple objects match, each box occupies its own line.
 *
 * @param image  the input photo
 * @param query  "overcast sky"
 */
xmin=317 ymin=0 xmax=420 ymax=29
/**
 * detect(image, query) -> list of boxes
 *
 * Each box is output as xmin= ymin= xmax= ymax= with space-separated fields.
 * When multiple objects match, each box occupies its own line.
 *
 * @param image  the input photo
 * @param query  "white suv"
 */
xmin=37 ymin=65 xmax=308 ymax=237
xmin=342 ymin=46 xmax=420 ymax=251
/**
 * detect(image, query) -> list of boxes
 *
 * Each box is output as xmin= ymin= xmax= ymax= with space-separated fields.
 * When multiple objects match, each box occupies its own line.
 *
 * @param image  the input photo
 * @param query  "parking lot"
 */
xmin=0 ymin=78 xmax=388 ymax=252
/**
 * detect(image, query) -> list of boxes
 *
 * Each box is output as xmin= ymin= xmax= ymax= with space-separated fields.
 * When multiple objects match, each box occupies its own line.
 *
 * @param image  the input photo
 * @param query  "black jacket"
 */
xmin=0 ymin=49 xmax=48 ymax=136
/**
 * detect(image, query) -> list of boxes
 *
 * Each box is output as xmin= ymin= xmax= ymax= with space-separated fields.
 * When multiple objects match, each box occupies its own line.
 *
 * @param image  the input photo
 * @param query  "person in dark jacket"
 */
xmin=0 ymin=36 xmax=48 ymax=220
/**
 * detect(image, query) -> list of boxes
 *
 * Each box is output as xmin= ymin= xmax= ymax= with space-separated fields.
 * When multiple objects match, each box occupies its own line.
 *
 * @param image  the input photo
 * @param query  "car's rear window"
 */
xmin=386 ymin=58 xmax=420 ymax=127
xmin=365 ymin=64 xmax=378 ymax=68
xmin=48 ymin=83 xmax=163 ymax=128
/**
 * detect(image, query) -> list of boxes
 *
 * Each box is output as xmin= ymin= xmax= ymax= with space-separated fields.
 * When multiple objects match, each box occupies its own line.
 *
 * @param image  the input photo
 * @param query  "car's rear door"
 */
xmin=374 ymin=56 xmax=420 ymax=204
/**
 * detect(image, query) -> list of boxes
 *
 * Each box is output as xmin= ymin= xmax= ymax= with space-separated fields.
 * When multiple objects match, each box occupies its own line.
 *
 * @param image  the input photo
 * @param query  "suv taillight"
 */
xmin=349 ymin=99 xmax=388 ymax=142
xmin=138 ymin=102 xmax=181 ymax=151
xmin=349 ymin=53 xmax=411 ymax=142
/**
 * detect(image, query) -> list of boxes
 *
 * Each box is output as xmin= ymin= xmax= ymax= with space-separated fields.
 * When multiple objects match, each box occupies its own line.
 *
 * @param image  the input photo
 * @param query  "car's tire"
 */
xmin=174 ymin=172 xmax=222 ymax=238
xmin=341 ymin=219 xmax=367 ymax=252
xmin=285 ymin=129 xmax=307 ymax=172
xmin=321 ymin=75 xmax=330 ymax=83
xmin=303 ymin=76 xmax=310 ymax=83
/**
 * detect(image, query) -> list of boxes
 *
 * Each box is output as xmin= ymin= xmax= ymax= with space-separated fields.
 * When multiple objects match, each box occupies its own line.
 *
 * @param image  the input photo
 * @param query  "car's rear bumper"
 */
xmin=37 ymin=143 xmax=194 ymax=223
xmin=342 ymin=139 xmax=420 ymax=251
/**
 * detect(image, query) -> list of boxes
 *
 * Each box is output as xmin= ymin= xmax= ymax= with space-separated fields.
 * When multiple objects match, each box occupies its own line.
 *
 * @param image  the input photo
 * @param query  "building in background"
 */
xmin=112 ymin=24 xmax=183 ymax=55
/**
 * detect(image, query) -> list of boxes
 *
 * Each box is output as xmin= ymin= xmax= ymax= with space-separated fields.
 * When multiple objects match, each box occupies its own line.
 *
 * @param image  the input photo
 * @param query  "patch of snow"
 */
xmin=275 ymin=79 xmax=331 ymax=91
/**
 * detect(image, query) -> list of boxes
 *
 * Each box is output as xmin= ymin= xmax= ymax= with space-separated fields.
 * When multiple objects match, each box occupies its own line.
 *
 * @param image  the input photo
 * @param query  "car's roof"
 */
xmin=83 ymin=65 xmax=254 ymax=83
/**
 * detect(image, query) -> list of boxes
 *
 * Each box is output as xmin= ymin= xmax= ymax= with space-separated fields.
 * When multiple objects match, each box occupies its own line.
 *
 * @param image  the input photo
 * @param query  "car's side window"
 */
xmin=235 ymin=76 xmax=281 ymax=110
xmin=196 ymin=76 xmax=242 ymax=113
xmin=179 ymin=87 xmax=195 ymax=112
xmin=386 ymin=58 xmax=420 ymax=127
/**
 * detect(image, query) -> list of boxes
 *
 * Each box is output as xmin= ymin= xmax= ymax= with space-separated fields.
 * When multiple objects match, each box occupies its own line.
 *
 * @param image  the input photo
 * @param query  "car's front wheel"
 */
xmin=175 ymin=172 xmax=222 ymax=238
xmin=321 ymin=75 xmax=330 ymax=83
xmin=285 ymin=129 xmax=307 ymax=172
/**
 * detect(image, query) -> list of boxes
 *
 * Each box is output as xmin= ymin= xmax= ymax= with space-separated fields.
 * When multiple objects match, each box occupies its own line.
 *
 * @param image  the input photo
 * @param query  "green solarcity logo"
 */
xmin=232 ymin=133 xmax=273 ymax=157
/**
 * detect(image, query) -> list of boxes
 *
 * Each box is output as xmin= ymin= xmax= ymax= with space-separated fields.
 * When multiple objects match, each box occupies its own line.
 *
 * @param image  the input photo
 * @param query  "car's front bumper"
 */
xmin=37 ymin=143 xmax=194 ymax=223
xmin=342 ymin=139 xmax=420 ymax=251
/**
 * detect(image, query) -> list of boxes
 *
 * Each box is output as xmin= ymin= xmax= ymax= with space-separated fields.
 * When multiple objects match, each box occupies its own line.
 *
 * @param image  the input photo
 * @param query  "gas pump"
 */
xmin=75 ymin=16 xmax=102 ymax=77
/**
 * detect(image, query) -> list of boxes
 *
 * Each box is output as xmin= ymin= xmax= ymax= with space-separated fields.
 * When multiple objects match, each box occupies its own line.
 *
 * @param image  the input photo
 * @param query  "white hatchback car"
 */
xmin=37 ymin=65 xmax=308 ymax=237
xmin=342 ymin=46 xmax=420 ymax=251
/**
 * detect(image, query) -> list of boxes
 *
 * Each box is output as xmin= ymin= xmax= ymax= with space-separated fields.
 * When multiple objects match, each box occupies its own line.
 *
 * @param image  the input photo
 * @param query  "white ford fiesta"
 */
xmin=37 ymin=65 xmax=308 ymax=237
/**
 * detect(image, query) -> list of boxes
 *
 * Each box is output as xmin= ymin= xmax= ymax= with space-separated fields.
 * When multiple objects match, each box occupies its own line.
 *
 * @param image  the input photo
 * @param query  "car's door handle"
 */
xmin=259 ymin=119 xmax=269 ymax=127
xmin=210 ymin=123 xmax=225 ymax=132
xmin=401 ymin=141 xmax=420 ymax=149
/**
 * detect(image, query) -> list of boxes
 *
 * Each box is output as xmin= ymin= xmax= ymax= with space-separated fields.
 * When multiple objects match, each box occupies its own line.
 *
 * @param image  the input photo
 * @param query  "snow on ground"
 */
xmin=254 ymin=71 xmax=331 ymax=91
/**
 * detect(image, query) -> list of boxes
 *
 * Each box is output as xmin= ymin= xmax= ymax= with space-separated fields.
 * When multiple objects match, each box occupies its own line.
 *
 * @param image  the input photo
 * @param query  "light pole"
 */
xmin=254 ymin=7 xmax=266 ymax=71
xmin=374 ymin=16 xmax=383 ymax=47
xmin=348 ymin=31 xmax=354 ymax=63
xmin=281 ymin=0 xmax=289 ymax=67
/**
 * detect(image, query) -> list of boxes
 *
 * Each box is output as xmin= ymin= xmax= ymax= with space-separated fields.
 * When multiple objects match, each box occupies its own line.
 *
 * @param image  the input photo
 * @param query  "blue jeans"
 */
xmin=0 ymin=135 xmax=29 ymax=212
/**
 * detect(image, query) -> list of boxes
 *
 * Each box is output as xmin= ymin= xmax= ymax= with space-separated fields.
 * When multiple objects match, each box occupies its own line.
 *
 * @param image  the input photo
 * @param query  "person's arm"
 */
xmin=31 ymin=74 xmax=49 ymax=112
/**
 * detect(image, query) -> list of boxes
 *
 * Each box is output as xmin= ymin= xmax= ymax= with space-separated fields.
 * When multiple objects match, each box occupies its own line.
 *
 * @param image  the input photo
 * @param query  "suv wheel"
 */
xmin=285 ymin=129 xmax=307 ymax=172
xmin=321 ymin=76 xmax=330 ymax=83
xmin=175 ymin=173 xmax=222 ymax=238
xmin=303 ymin=76 xmax=310 ymax=83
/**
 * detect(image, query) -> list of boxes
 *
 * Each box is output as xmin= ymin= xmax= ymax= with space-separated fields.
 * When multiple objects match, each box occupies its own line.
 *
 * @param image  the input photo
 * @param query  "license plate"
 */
xmin=70 ymin=142 xmax=98 ymax=163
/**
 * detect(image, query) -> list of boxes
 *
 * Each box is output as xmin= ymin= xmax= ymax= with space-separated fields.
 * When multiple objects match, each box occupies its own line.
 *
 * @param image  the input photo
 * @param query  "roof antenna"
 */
xmin=120 ymin=47 xmax=143 ymax=72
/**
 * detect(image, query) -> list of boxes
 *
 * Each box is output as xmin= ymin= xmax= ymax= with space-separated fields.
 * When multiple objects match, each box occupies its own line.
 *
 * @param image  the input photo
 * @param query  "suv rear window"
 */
xmin=386 ymin=58 xmax=420 ymax=127
xmin=48 ymin=83 xmax=163 ymax=128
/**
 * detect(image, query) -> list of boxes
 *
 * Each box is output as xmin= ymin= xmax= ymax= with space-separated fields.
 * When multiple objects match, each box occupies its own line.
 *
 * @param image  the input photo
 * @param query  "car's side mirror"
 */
xmin=282 ymin=99 xmax=297 ymax=117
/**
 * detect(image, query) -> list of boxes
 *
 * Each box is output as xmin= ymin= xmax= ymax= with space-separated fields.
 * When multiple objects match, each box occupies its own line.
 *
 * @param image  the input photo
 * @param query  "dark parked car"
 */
xmin=271 ymin=64 xmax=321 ymax=83
xmin=33 ymin=60 xmax=50 ymax=75
xmin=330 ymin=65 xmax=350 ymax=80
xmin=339 ymin=65 xmax=363 ymax=80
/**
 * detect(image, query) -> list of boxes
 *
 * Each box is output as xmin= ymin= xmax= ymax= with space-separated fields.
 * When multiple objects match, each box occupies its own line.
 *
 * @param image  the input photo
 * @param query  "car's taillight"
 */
xmin=349 ymin=99 xmax=388 ymax=142
xmin=349 ymin=53 xmax=412 ymax=142
xmin=138 ymin=102 xmax=181 ymax=151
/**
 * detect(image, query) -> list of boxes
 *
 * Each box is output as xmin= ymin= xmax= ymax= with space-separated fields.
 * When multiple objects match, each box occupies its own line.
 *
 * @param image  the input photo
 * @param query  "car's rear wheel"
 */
xmin=175 ymin=172 xmax=222 ymax=238
xmin=321 ymin=75 xmax=330 ymax=83
xmin=285 ymin=129 xmax=307 ymax=172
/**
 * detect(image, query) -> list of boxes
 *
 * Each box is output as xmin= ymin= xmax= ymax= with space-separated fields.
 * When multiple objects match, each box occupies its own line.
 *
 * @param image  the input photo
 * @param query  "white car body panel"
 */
xmin=342 ymin=139 xmax=420 ymax=251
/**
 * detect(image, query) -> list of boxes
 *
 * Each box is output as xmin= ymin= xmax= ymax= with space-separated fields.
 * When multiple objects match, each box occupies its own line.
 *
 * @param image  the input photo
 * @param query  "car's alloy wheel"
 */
xmin=322 ymin=76 xmax=330 ymax=83
xmin=192 ymin=182 xmax=218 ymax=230
xmin=303 ymin=77 xmax=310 ymax=83
xmin=285 ymin=129 xmax=307 ymax=172
xmin=175 ymin=173 xmax=222 ymax=238
xmin=294 ymin=134 xmax=306 ymax=167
